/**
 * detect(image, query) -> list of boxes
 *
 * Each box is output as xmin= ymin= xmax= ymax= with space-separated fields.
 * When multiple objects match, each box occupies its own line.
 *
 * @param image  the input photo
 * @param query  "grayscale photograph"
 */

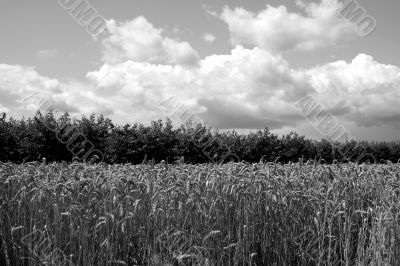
xmin=0 ymin=0 xmax=399 ymax=265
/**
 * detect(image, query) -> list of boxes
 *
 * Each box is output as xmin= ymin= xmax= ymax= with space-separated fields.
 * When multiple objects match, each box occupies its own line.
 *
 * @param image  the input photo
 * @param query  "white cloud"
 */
xmin=307 ymin=54 xmax=400 ymax=127
xmin=37 ymin=49 xmax=58 ymax=61
xmin=219 ymin=0 xmax=354 ymax=52
xmin=0 ymin=64 xmax=59 ymax=100
xmin=88 ymin=45 xmax=311 ymax=128
xmin=202 ymin=33 xmax=216 ymax=44
xmin=2 ymin=50 xmax=400 ymax=131
xmin=0 ymin=64 xmax=113 ymax=119
xmin=2 ymin=13 xmax=400 ymax=133
xmin=102 ymin=17 xmax=200 ymax=66
xmin=88 ymin=46 xmax=400 ymax=129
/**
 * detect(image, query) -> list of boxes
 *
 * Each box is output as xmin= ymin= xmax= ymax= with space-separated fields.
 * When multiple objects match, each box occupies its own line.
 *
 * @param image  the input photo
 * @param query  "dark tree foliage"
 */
xmin=0 ymin=111 xmax=399 ymax=164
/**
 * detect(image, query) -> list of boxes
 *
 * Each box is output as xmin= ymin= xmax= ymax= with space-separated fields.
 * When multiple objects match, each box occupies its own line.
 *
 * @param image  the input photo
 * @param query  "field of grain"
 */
xmin=1 ymin=162 xmax=400 ymax=265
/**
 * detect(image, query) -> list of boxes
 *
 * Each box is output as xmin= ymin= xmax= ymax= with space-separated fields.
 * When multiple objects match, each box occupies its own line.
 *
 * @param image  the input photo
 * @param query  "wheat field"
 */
xmin=1 ymin=161 xmax=400 ymax=265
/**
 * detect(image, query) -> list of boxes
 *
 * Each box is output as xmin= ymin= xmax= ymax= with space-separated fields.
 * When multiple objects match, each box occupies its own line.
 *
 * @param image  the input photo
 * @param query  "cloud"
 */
xmin=2 ymin=50 xmax=400 ymax=131
xmin=102 ymin=17 xmax=200 ymax=66
xmin=37 ymin=49 xmax=58 ymax=61
xmin=2 ymin=13 xmax=400 ymax=133
xmin=0 ymin=64 xmax=60 ymax=106
xmin=88 ymin=45 xmax=311 ymax=129
xmin=202 ymin=33 xmax=216 ymax=44
xmin=0 ymin=64 xmax=113 ymax=119
xmin=307 ymin=54 xmax=400 ymax=127
xmin=219 ymin=0 xmax=354 ymax=52
xmin=0 ymin=64 xmax=76 ymax=116
xmin=88 ymin=44 xmax=400 ymax=129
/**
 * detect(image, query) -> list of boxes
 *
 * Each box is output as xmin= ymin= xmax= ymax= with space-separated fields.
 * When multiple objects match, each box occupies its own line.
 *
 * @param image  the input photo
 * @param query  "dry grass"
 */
xmin=1 ymin=161 xmax=400 ymax=265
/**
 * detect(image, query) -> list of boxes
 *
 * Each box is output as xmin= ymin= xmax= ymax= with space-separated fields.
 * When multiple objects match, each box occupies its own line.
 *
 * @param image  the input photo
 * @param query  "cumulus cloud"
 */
xmin=87 ymin=60 xmax=198 ymax=125
xmin=2 ymin=50 xmax=400 ymax=130
xmin=88 ymin=45 xmax=311 ymax=129
xmin=0 ymin=64 xmax=113 ymax=119
xmin=219 ymin=0 xmax=354 ymax=52
xmin=88 ymin=45 xmax=400 ymax=129
xmin=102 ymin=17 xmax=200 ymax=66
xmin=2 ymin=12 xmax=400 ymax=132
xmin=307 ymin=54 xmax=400 ymax=127
xmin=0 ymin=64 xmax=60 ymax=111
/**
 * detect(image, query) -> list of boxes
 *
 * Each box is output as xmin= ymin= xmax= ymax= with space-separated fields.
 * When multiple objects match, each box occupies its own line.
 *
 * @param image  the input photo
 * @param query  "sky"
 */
xmin=0 ymin=0 xmax=400 ymax=141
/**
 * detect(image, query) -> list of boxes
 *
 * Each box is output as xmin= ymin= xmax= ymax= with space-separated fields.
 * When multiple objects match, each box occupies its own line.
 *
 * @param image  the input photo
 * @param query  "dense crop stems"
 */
xmin=1 ymin=162 xmax=400 ymax=265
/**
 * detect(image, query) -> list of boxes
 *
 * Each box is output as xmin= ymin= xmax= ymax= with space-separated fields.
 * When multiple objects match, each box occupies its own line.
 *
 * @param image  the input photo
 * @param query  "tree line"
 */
xmin=0 ymin=112 xmax=399 ymax=164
